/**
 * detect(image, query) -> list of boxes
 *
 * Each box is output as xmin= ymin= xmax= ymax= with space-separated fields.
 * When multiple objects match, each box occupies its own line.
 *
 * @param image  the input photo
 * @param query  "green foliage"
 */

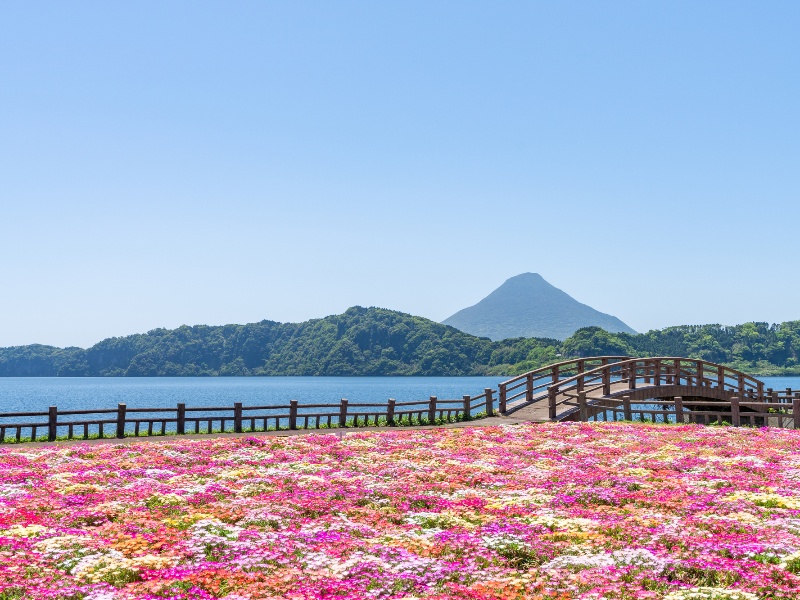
xmin=1 ymin=308 xmax=799 ymax=377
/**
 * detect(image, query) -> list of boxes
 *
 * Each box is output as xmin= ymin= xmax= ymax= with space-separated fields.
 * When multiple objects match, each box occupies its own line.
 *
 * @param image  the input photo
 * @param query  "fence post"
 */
xmin=793 ymin=394 xmax=800 ymax=430
xmin=548 ymin=386 xmax=557 ymax=420
xmin=674 ymin=397 xmax=684 ymax=424
xmin=339 ymin=398 xmax=348 ymax=428
xmin=177 ymin=403 xmax=186 ymax=435
xmin=578 ymin=391 xmax=588 ymax=422
xmin=289 ymin=400 xmax=298 ymax=430
xmin=48 ymin=406 xmax=58 ymax=442
xmin=499 ymin=384 xmax=507 ymax=412
xmin=623 ymin=395 xmax=632 ymax=421
xmin=116 ymin=403 xmax=126 ymax=439
xmin=387 ymin=398 xmax=396 ymax=425
xmin=462 ymin=394 xmax=471 ymax=420
xmin=526 ymin=374 xmax=534 ymax=402
xmin=427 ymin=396 xmax=437 ymax=423
xmin=234 ymin=402 xmax=243 ymax=433
xmin=730 ymin=396 xmax=740 ymax=427
xmin=485 ymin=388 xmax=494 ymax=417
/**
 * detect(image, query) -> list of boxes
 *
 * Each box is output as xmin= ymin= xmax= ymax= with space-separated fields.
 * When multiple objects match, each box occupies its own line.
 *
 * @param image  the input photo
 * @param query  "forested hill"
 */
xmin=562 ymin=322 xmax=800 ymax=376
xmin=0 ymin=307 xmax=560 ymax=377
xmin=1 ymin=308 xmax=799 ymax=377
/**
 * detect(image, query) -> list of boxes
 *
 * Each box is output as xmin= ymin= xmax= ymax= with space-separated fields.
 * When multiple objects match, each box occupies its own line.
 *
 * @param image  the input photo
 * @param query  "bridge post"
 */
xmin=623 ymin=395 xmax=632 ymax=421
xmin=674 ymin=359 xmax=681 ymax=385
xmin=578 ymin=391 xmax=588 ymax=422
xmin=499 ymin=383 xmax=507 ymax=412
xmin=551 ymin=365 xmax=560 ymax=385
xmin=654 ymin=359 xmax=661 ymax=386
xmin=548 ymin=387 xmax=557 ymax=420
xmin=793 ymin=394 xmax=800 ymax=430
xmin=730 ymin=396 xmax=741 ymax=427
xmin=629 ymin=363 xmax=637 ymax=390
xmin=697 ymin=362 xmax=704 ymax=387
xmin=526 ymin=374 xmax=533 ymax=403
xmin=485 ymin=389 xmax=494 ymax=417
xmin=674 ymin=397 xmax=684 ymax=423
xmin=717 ymin=365 xmax=725 ymax=390
xmin=602 ymin=369 xmax=611 ymax=396
xmin=462 ymin=395 xmax=471 ymax=420
xmin=738 ymin=374 xmax=745 ymax=398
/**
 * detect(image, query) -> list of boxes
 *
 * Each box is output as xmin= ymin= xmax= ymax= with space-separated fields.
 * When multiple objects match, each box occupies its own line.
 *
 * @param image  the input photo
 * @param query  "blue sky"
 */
xmin=2 ymin=1 xmax=799 ymax=348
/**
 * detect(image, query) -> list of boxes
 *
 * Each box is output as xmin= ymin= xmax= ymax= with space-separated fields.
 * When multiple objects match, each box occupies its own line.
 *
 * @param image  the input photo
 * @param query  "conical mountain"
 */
xmin=442 ymin=273 xmax=636 ymax=341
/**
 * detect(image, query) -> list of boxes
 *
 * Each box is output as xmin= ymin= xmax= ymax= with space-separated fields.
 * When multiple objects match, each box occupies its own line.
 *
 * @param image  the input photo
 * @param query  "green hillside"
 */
xmin=1 ymin=307 xmax=799 ymax=377
xmin=0 ymin=307 xmax=560 ymax=377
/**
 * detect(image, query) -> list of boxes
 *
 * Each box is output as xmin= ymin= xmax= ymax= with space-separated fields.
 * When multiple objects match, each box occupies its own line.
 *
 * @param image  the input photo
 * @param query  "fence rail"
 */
xmin=0 ymin=388 xmax=497 ymax=443
xmin=580 ymin=395 xmax=800 ymax=428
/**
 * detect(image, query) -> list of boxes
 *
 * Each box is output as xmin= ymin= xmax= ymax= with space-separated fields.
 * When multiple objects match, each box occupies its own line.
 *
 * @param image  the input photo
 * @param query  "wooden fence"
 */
xmin=0 ymin=389 xmax=496 ymax=443
xmin=580 ymin=392 xmax=800 ymax=428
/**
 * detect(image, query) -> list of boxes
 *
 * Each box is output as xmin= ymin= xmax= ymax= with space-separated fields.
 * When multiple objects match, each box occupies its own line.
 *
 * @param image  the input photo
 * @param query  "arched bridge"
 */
xmin=497 ymin=357 xmax=800 ymax=428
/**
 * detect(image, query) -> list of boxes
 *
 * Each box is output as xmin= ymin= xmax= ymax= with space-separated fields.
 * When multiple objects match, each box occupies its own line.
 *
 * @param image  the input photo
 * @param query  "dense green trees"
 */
xmin=1 ymin=308 xmax=798 ymax=377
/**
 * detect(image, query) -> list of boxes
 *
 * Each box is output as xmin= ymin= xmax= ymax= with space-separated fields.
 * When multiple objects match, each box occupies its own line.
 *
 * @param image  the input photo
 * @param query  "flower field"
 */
xmin=1 ymin=423 xmax=800 ymax=599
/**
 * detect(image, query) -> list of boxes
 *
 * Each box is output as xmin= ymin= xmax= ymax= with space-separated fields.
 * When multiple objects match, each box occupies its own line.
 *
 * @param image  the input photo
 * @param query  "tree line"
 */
xmin=0 ymin=307 xmax=798 ymax=377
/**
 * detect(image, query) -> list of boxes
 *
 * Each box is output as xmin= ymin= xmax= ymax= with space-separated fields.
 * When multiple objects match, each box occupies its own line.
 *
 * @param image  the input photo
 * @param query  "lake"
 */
xmin=0 ymin=376 xmax=508 ymax=416
xmin=1 ymin=374 xmax=798 ymax=414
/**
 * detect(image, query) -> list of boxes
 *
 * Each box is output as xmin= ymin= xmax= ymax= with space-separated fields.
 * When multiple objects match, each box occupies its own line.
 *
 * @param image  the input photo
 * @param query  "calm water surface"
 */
xmin=0 ymin=376 xmax=797 ymax=415
xmin=0 ymin=377 xmax=507 ymax=415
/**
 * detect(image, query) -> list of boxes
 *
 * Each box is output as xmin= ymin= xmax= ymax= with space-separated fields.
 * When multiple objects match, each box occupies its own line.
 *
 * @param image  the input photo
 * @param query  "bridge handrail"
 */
xmin=549 ymin=357 xmax=763 ymax=395
xmin=499 ymin=356 xmax=632 ymax=387
xmin=496 ymin=356 xmax=631 ymax=412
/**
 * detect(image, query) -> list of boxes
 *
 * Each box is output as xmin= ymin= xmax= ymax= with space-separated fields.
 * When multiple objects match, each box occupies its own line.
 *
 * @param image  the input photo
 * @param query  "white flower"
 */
xmin=663 ymin=587 xmax=758 ymax=600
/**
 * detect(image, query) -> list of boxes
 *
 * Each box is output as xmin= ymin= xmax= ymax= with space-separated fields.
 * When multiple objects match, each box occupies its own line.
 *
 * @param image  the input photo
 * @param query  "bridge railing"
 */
xmin=547 ymin=357 xmax=775 ymax=420
xmin=497 ymin=356 xmax=630 ymax=413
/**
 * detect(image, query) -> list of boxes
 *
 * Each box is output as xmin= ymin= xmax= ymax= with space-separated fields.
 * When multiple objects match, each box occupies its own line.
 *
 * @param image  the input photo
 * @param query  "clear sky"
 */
xmin=2 ymin=1 xmax=799 ymax=348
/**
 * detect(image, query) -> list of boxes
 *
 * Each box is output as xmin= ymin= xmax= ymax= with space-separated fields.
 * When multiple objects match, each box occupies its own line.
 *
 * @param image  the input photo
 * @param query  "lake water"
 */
xmin=0 ymin=376 xmax=507 ymax=415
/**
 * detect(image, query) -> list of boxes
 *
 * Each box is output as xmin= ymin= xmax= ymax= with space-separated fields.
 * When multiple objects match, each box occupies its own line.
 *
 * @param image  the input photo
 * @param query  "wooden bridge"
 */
xmin=498 ymin=356 xmax=800 ymax=428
